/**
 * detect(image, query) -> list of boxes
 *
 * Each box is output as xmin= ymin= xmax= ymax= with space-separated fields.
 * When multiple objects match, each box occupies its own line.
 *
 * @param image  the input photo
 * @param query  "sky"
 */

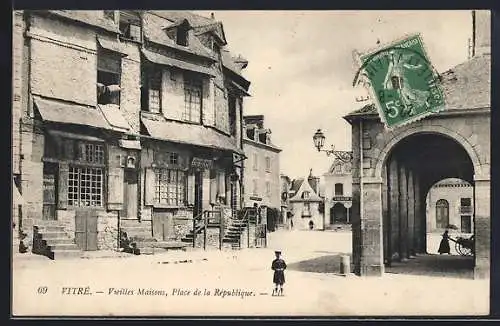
xmin=195 ymin=10 xmax=473 ymax=179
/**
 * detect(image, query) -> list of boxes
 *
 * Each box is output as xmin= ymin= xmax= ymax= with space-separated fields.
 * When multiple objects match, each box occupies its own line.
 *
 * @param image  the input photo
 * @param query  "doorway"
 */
xmin=193 ymin=171 xmax=203 ymax=218
xmin=333 ymin=202 xmax=347 ymax=223
xmin=75 ymin=209 xmax=98 ymax=251
xmin=42 ymin=163 xmax=58 ymax=221
xmin=121 ymin=169 xmax=138 ymax=219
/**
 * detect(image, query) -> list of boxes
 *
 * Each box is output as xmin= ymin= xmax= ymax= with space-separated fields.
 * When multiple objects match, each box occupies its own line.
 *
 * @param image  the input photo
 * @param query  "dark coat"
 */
xmin=272 ymin=258 xmax=287 ymax=285
xmin=438 ymin=232 xmax=450 ymax=254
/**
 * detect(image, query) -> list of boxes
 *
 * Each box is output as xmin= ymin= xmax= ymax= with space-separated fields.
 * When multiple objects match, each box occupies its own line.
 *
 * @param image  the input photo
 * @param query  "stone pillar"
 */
xmin=407 ymin=170 xmax=415 ymax=257
xmin=388 ymin=158 xmax=400 ymax=261
xmin=414 ymin=174 xmax=423 ymax=254
xmin=359 ymin=178 xmax=384 ymax=276
xmin=382 ymin=165 xmax=390 ymax=265
xmin=324 ymin=197 xmax=331 ymax=227
xmin=351 ymin=180 xmax=361 ymax=275
xmin=398 ymin=163 xmax=409 ymax=260
xmin=473 ymin=176 xmax=490 ymax=279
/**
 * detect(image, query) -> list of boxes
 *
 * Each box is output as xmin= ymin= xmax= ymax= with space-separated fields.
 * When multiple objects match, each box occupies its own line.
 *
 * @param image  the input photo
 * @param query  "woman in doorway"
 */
xmin=438 ymin=230 xmax=451 ymax=255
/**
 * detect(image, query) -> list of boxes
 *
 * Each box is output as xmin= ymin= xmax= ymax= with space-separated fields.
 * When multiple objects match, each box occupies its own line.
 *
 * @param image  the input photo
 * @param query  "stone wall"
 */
xmin=97 ymin=211 xmax=119 ymax=250
xmin=195 ymin=227 xmax=221 ymax=249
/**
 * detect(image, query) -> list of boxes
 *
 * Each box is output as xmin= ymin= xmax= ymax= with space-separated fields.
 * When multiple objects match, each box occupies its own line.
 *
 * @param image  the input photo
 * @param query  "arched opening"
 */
xmin=332 ymin=202 xmax=347 ymax=223
xmin=435 ymin=199 xmax=450 ymax=229
xmin=380 ymin=132 xmax=475 ymax=278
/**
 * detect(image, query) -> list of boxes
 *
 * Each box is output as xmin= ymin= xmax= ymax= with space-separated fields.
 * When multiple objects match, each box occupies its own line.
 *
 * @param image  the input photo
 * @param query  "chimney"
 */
xmin=234 ymin=54 xmax=249 ymax=70
xmin=472 ymin=10 xmax=491 ymax=57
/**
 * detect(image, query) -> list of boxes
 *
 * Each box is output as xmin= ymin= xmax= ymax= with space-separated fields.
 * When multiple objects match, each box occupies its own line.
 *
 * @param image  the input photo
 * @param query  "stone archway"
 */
xmin=353 ymin=126 xmax=490 ymax=280
xmin=332 ymin=202 xmax=347 ymax=223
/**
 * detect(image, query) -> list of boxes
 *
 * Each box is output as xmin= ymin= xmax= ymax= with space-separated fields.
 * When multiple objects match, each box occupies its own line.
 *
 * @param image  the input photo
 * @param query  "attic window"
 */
xmin=302 ymin=191 xmax=310 ymax=200
xmin=119 ymin=11 xmax=141 ymax=42
xmin=176 ymin=27 xmax=189 ymax=46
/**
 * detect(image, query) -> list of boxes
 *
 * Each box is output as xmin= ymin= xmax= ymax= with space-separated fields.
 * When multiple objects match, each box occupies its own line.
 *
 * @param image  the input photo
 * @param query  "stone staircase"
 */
xmin=120 ymin=219 xmax=187 ymax=255
xmin=33 ymin=221 xmax=82 ymax=260
xmin=222 ymin=218 xmax=248 ymax=247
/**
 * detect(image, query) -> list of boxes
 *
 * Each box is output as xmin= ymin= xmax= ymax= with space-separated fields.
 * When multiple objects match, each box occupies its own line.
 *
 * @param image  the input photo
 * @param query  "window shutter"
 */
xmin=58 ymin=163 xmax=69 ymax=209
xmin=144 ymin=168 xmax=156 ymax=206
xmin=217 ymin=170 xmax=225 ymax=197
xmin=186 ymin=173 xmax=195 ymax=206
xmin=210 ymin=173 xmax=217 ymax=204
xmin=107 ymin=167 xmax=124 ymax=211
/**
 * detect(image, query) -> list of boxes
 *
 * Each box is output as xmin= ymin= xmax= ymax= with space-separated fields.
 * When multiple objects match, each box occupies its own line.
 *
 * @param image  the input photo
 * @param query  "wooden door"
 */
xmin=121 ymin=170 xmax=138 ymax=219
xmin=42 ymin=164 xmax=58 ymax=220
xmin=193 ymin=171 xmax=203 ymax=218
xmin=75 ymin=209 xmax=98 ymax=251
xmin=153 ymin=209 xmax=174 ymax=241
xmin=435 ymin=199 xmax=449 ymax=229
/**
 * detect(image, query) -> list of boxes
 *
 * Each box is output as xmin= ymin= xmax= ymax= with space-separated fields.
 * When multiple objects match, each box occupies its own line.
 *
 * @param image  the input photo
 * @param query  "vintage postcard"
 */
xmin=11 ymin=10 xmax=491 ymax=317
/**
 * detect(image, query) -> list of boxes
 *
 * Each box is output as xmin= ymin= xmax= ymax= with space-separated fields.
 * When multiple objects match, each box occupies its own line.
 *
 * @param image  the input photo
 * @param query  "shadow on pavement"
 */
xmin=287 ymin=254 xmax=353 ymax=274
xmin=385 ymin=254 xmax=474 ymax=279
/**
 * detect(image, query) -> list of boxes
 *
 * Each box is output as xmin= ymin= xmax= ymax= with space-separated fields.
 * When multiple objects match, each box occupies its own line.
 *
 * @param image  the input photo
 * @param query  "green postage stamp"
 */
xmin=354 ymin=34 xmax=446 ymax=128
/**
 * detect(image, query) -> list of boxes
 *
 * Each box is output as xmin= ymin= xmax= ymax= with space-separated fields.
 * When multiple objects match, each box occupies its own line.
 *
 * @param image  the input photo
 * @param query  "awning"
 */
xmin=97 ymin=36 xmax=128 ymax=56
xmin=34 ymin=96 xmax=131 ymax=133
xmin=141 ymin=49 xmax=215 ymax=77
xmin=230 ymin=80 xmax=251 ymax=97
xmin=47 ymin=130 xmax=105 ymax=142
xmin=34 ymin=96 xmax=110 ymax=130
xmin=141 ymin=116 xmax=243 ymax=154
xmin=98 ymin=104 xmax=131 ymax=131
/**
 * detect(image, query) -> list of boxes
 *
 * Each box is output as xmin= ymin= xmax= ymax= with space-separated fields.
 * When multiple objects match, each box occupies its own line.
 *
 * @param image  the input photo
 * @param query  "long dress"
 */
xmin=272 ymin=258 xmax=287 ymax=285
xmin=438 ymin=233 xmax=450 ymax=254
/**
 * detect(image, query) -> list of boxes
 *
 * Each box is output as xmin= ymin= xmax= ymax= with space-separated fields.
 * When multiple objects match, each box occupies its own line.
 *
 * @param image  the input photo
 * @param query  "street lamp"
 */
xmin=312 ymin=129 xmax=353 ymax=162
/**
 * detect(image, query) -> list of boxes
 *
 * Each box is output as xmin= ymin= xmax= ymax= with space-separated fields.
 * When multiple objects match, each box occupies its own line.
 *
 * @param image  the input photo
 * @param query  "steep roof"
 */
xmin=46 ymin=10 xmax=120 ymax=33
xmin=289 ymin=177 xmax=323 ymax=202
xmin=344 ymin=54 xmax=491 ymax=121
xmin=143 ymin=11 xmax=215 ymax=60
xmin=148 ymin=11 xmax=249 ymax=83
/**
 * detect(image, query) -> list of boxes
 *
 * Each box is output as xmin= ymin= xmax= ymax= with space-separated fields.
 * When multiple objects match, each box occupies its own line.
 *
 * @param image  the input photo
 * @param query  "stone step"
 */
xmin=40 ymin=232 xmax=70 ymax=239
xmin=37 ymin=225 xmax=66 ymax=232
xmin=49 ymin=249 xmax=82 ymax=260
xmin=45 ymin=238 xmax=75 ymax=245
xmin=181 ymin=238 xmax=194 ymax=243
xmin=120 ymin=219 xmax=149 ymax=227
xmin=47 ymin=244 xmax=80 ymax=251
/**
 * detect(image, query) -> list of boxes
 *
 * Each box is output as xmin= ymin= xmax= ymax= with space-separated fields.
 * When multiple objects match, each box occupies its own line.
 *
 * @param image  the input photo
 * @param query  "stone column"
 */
xmin=473 ymin=176 xmax=490 ymax=279
xmin=398 ymin=163 xmax=409 ymax=260
xmin=413 ymin=173 xmax=423 ymax=254
xmin=388 ymin=158 xmax=400 ymax=262
xmin=407 ymin=170 xmax=415 ymax=257
xmin=382 ymin=165 xmax=390 ymax=265
xmin=324 ymin=197 xmax=331 ymax=228
xmin=359 ymin=177 xmax=384 ymax=276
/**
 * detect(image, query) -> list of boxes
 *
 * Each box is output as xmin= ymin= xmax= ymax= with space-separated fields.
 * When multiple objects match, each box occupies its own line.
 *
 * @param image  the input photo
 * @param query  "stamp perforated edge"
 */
xmin=352 ymin=32 xmax=447 ymax=130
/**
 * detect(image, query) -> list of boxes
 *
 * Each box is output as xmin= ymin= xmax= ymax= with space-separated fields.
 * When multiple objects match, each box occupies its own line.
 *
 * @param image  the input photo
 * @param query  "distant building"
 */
xmin=279 ymin=174 xmax=292 ymax=227
xmin=242 ymin=115 xmax=282 ymax=224
xmin=323 ymin=152 xmax=353 ymax=227
xmin=426 ymin=178 xmax=474 ymax=234
xmin=288 ymin=170 xmax=323 ymax=230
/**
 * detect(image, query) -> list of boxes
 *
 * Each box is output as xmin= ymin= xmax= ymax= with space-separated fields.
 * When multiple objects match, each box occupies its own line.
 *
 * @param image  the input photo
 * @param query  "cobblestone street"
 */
xmin=13 ymin=230 xmax=488 ymax=316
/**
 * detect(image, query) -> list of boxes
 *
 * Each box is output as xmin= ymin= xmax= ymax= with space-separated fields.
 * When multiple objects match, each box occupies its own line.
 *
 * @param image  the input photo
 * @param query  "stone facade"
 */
xmin=426 ymin=178 xmax=474 ymax=234
xmin=242 ymin=115 xmax=282 ymax=211
xmin=344 ymin=10 xmax=490 ymax=278
xmin=288 ymin=171 xmax=324 ymax=230
xmin=323 ymin=153 xmax=353 ymax=227
xmin=13 ymin=10 xmax=251 ymax=254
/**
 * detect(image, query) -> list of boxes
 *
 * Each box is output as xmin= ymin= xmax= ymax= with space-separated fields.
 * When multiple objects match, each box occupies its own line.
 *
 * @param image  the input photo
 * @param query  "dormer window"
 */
xmin=119 ymin=11 xmax=141 ymax=42
xmin=177 ymin=27 xmax=188 ymax=46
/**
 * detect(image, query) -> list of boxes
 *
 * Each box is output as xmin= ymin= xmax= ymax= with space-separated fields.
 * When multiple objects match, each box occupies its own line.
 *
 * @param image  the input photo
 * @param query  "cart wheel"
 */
xmin=461 ymin=246 xmax=473 ymax=257
xmin=455 ymin=241 xmax=462 ymax=255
